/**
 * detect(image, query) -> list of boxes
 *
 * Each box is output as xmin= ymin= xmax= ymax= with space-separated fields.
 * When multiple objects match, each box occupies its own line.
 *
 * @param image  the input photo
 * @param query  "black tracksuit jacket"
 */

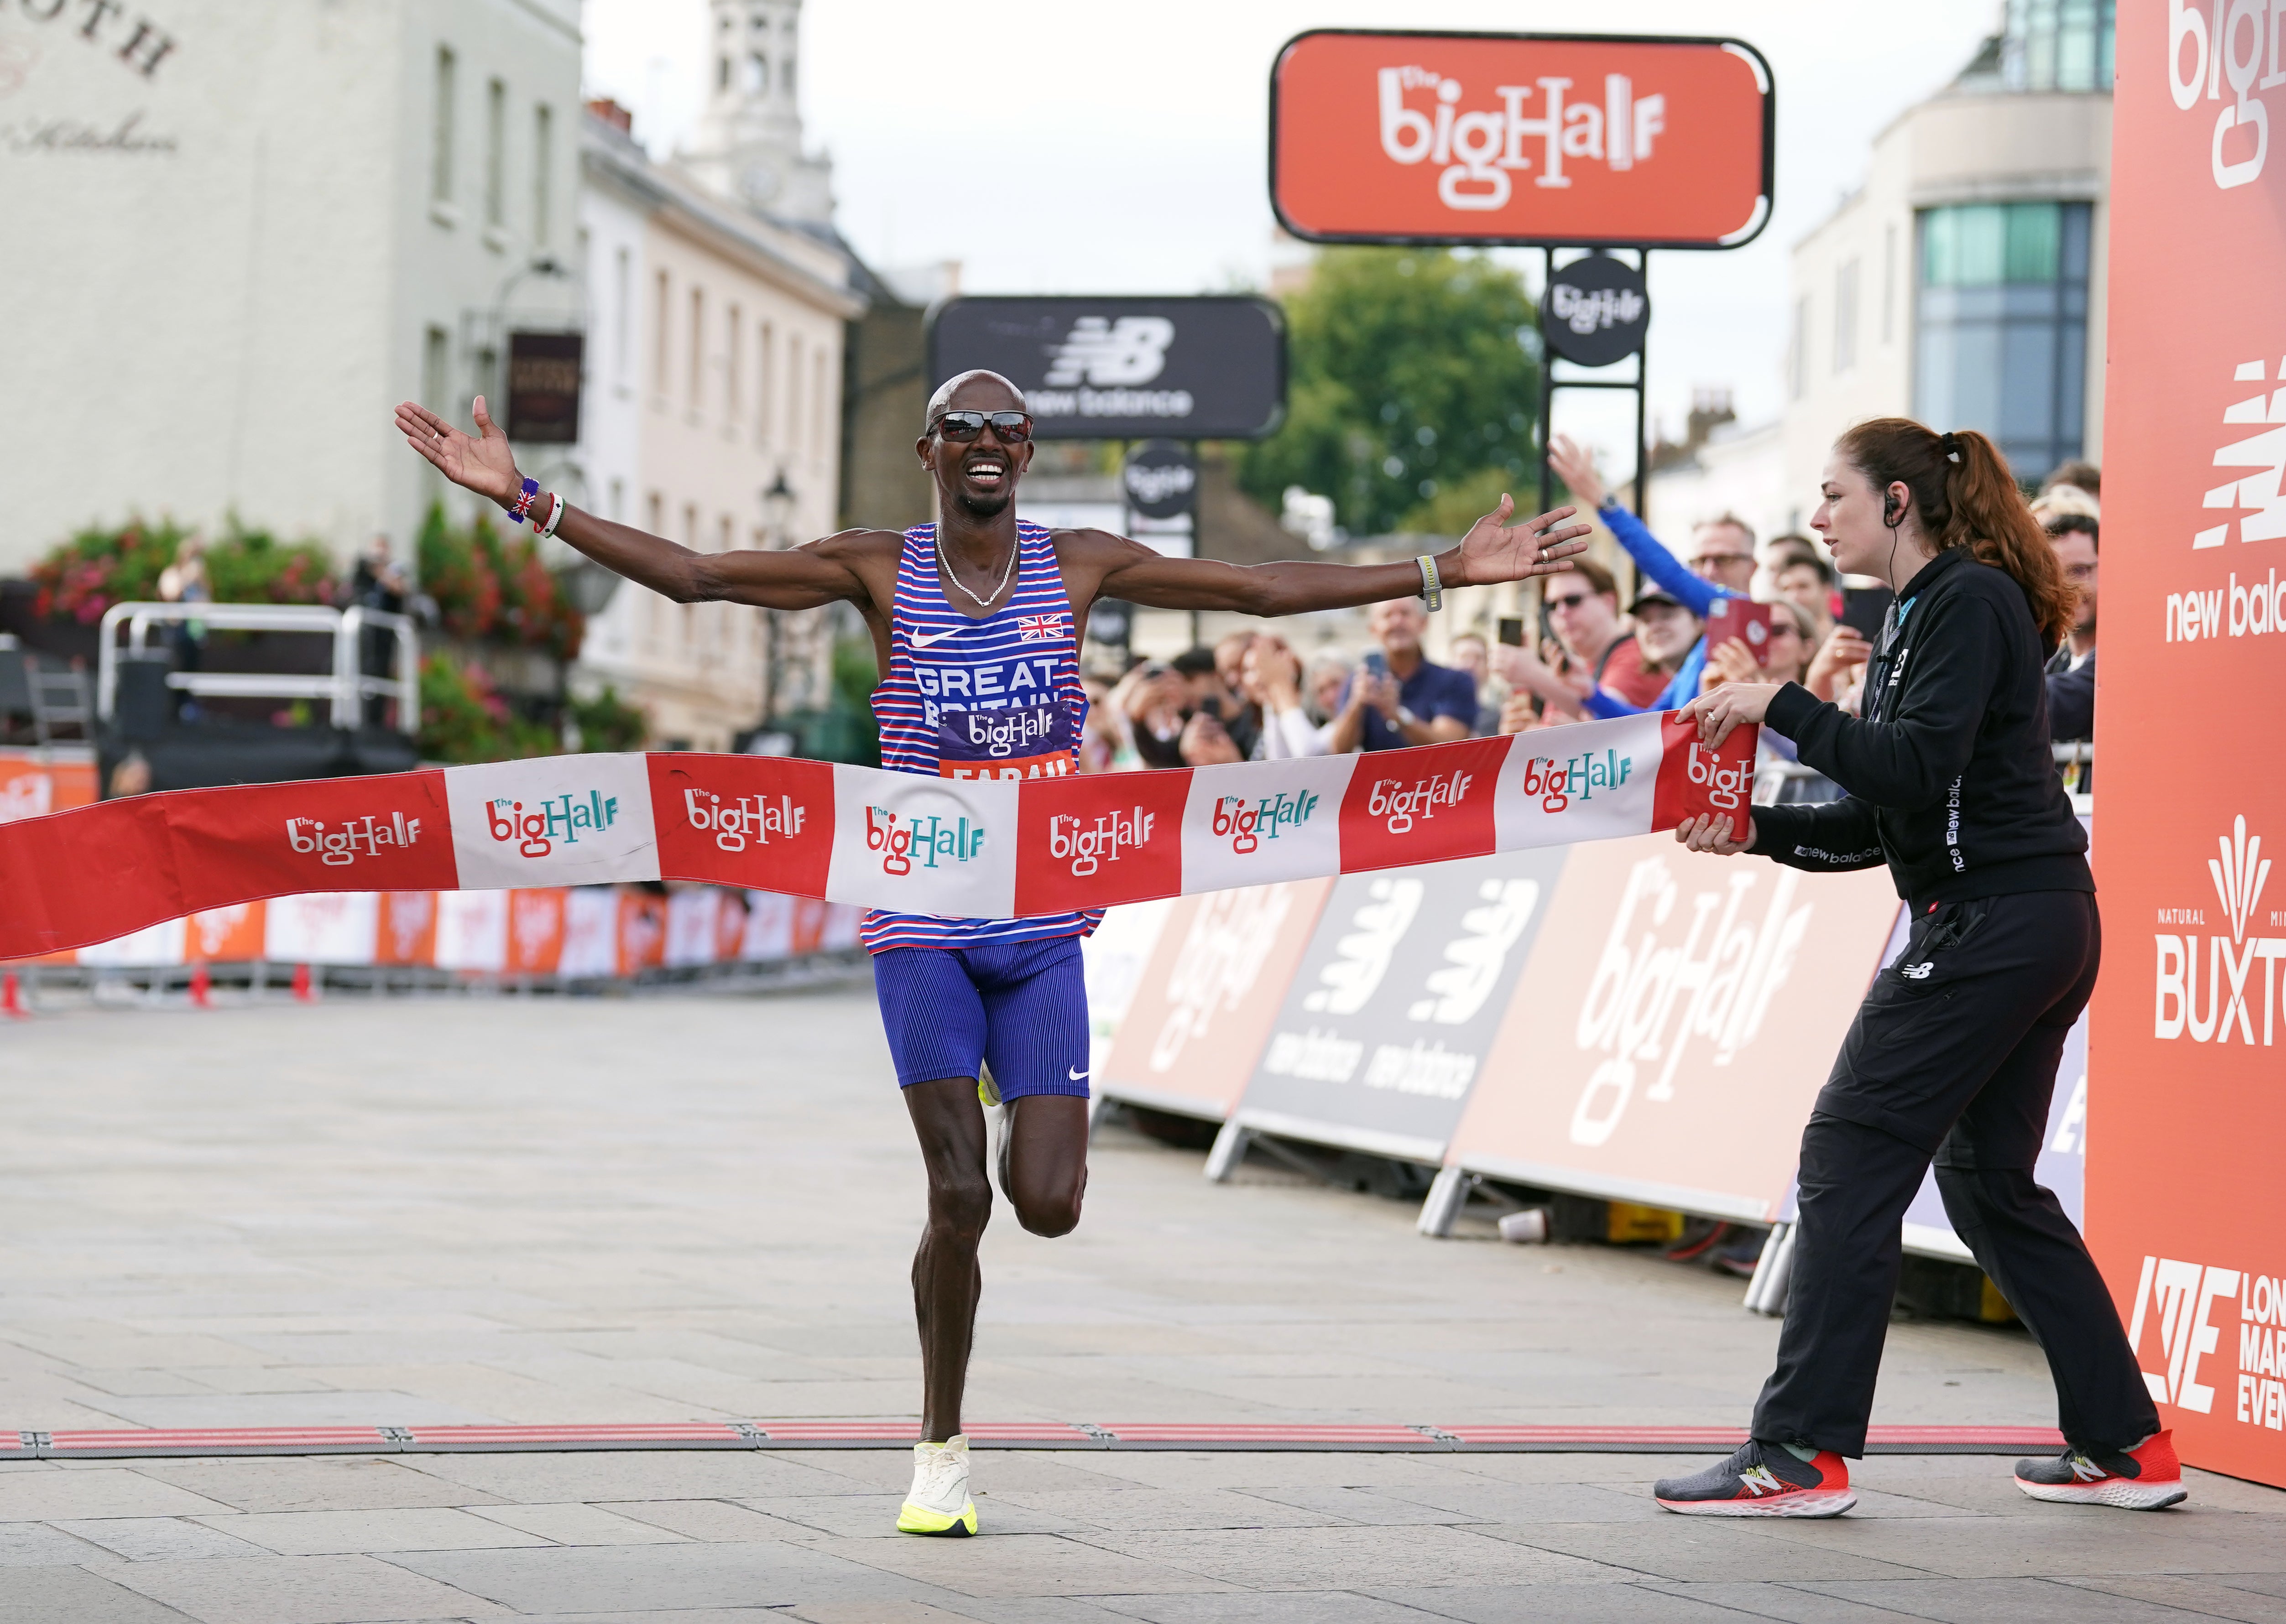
xmin=1752 ymin=548 xmax=2090 ymax=910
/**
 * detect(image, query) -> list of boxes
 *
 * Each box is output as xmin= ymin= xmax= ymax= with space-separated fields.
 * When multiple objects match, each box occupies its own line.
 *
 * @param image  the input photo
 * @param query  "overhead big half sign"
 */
xmin=1271 ymin=31 xmax=1774 ymax=249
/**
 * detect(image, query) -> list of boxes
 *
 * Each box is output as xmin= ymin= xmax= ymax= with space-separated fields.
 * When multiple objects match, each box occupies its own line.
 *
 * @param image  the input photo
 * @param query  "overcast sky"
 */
xmin=584 ymin=0 xmax=2001 ymax=465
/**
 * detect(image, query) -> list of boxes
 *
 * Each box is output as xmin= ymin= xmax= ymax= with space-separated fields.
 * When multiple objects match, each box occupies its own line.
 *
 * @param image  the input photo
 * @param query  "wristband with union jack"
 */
xmin=507 ymin=477 xmax=540 ymax=526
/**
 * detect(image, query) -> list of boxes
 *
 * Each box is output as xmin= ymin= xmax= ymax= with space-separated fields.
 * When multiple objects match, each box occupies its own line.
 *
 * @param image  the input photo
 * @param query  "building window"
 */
xmin=653 ymin=271 xmax=671 ymax=398
xmin=613 ymin=247 xmax=632 ymax=385
xmin=430 ymin=47 xmax=455 ymax=203
xmin=1914 ymin=200 xmax=2091 ymax=483
xmin=1833 ymin=259 xmax=1859 ymax=374
xmin=422 ymin=325 xmax=450 ymax=416
xmin=788 ymin=333 xmax=804 ymax=445
xmin=1788 ymin=296 xmax=1809 ymax=401
xmin=758 ymin=322 xmax=775 ymax=446
xmin=484 ymin=78 xmax=506 ymax=228
xmin=2001 ymin=0 xmax=2116 ymax=91
xmin=689 ymin=287 xmax=705 ymax=413
xmin=725 ymin=302 xmax=742 ymax=420
xmin=532 ymin=104 xmax=553 ymax=246
xmin=748 ymin=52 xmax=768 ymax=94
xmin=811 ymin=348 xmax=828 ymax=464
xmin=1881 ymin=224 xmax=1897 ymax=344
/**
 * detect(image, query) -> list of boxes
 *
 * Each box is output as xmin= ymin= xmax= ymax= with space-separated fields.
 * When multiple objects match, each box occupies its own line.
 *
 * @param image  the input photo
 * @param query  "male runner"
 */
xmin=395 ymin=372 xmax=1588 ymax=1535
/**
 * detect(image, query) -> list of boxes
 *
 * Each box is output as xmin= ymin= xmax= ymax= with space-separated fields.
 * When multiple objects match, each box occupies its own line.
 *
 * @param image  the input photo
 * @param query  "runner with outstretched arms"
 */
xmin=395 ymin=370 xmax=1590 ymax=1535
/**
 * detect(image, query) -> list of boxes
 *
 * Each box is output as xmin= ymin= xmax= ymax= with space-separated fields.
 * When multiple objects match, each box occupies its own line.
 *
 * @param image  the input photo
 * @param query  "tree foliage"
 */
xmin=1238 ymin=249 xmax=1541 ymax=539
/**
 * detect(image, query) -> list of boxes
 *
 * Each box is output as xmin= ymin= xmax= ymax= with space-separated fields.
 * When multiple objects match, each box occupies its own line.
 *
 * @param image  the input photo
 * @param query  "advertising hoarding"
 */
xmin=1233 ymin=850 xmax=1569 ymax=1165
xmin=927 ymin=297 xmax=1286 ymax=440
xmin=2088 ymin=0 xmax=2286 ymax=1485
xmin=1442 ymin=834 xmax=1902 ymax=1222
xmin=1271 ymin=31 xmax=1773 ymax=248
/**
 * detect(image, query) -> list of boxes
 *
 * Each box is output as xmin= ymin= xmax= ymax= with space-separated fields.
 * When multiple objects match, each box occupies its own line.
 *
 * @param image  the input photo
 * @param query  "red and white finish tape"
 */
xmin=0 ymin=712 xmax=1755 ymax=961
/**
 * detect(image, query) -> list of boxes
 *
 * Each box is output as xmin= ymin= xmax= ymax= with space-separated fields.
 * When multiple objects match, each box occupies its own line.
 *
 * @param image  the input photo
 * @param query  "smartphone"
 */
xmin=1839 ymin=586 xmax=1894 ymax=641
xmin=1361 ymin=650 xmax=1389 ymax=678
xmin=1705 ymin=597 xmax=1778 ymax=666
xmin=1497 ymin=617 xmax=1525 ymax=648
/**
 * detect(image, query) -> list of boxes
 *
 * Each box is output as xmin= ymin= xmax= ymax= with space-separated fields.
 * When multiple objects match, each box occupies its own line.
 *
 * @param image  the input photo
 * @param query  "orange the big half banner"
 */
xmin=2093 ymin=1 xmax=2286 ymax=1486
xmin=1271 ymin=31 xmax=1774 ymax=248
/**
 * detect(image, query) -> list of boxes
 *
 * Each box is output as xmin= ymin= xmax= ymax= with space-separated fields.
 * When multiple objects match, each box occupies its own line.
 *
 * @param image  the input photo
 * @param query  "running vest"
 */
xmin=859 ymin=521 xmax=1102 ymax=953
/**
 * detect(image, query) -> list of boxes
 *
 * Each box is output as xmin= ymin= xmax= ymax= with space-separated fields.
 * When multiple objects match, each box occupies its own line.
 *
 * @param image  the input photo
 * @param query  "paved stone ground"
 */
xmin=0 ymin=988 xmax=2279 ymax=1623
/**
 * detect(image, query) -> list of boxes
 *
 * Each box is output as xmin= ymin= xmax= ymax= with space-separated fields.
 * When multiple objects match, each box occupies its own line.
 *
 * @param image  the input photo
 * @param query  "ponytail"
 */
xmin=1834 ymin=418 xmax=2077 ymax=650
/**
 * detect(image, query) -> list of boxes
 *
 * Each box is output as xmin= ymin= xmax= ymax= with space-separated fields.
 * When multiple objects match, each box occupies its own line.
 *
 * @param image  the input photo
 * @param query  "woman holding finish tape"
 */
xmin=1649 ymin=418 xmax=2178 ymax=1518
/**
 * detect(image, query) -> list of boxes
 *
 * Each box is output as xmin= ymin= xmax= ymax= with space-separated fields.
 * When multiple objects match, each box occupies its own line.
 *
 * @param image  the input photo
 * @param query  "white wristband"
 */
xmin=537 ymin=493 xmax=566 ymax=541
xmin=1416 ymin=553 xmax=1443 ymax=612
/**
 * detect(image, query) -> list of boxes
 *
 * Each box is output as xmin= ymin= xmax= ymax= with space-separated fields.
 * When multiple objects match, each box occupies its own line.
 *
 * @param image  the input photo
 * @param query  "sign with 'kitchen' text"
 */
xmin=1271 ymin=30 xmax=1774 ymax=249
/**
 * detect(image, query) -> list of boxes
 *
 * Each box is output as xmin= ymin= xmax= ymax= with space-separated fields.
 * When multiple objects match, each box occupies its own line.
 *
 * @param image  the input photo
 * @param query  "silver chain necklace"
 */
xmin=935 ymin=526 xmax=1019 ymax=610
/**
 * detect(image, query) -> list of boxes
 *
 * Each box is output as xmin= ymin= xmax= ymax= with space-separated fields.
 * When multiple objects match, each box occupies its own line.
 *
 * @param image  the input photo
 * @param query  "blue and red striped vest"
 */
xmin=859 ymin=521 xmax=1102 ymax=953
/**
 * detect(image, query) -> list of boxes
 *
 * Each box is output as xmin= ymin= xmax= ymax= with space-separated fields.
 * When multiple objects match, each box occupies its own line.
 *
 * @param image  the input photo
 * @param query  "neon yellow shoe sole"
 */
xmin=977 ymin=1069 xmax=1001 ymax=1108
xmin=897 ymin=1498 xmax=977 ymax=1536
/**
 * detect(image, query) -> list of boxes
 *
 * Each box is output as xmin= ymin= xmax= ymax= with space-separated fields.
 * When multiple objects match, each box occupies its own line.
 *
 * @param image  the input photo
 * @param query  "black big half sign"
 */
xmin=929 ymin=297 xmax=1286 ymax=441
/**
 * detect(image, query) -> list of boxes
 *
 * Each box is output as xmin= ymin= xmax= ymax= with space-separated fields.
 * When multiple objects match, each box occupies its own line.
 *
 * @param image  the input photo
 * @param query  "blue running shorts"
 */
xmin=871 ymin=935 xmax=1092 ymax=1099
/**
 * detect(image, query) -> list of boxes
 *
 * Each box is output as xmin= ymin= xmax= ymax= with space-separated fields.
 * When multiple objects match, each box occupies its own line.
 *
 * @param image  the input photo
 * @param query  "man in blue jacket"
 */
xmin=1548 ymin=435 xmax=1756 ymax=715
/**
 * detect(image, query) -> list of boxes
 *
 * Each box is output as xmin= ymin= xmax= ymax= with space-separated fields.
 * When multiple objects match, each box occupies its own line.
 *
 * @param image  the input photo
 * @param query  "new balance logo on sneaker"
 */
xmin=1654 ymin=1440 xmax=1856 ymax=1518
xmin=2014 ymin=1429 xmax=2188 ymax=1511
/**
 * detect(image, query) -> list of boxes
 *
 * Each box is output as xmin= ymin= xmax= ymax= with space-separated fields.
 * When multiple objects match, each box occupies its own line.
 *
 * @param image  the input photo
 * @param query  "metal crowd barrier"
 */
xmin=97 ymin=601 xmax=418 ymax=734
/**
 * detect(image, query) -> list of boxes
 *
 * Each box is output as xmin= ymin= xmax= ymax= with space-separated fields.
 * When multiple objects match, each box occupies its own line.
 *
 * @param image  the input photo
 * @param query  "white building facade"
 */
xmin=0 ymin=0 xmax=583 ymax=570
xmin=569 ymin=105 xmax=860 ymax=751
xmin=1783 ymin=8 xmax=2113 ymax=510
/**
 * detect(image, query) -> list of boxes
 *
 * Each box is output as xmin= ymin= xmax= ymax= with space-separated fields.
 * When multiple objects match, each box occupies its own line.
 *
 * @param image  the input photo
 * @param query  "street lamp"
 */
xmin=760 ymin=472 xmax=797 ymax=725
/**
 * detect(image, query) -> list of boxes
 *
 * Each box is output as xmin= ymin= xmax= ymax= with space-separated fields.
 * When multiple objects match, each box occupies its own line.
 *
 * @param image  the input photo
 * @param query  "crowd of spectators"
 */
xmin=1074 ymin=442 xmax=2102 ymax=787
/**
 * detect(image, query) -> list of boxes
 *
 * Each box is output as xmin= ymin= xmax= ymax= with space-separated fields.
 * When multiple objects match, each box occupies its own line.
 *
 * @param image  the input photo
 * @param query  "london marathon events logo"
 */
xmin=1514 ymin=746 xmax=1635 ymax=813
xmin=867 ymin=806 xmax=986 ymax=877
xmin=486 ymin=791 xmax=619 ymax=859
xmin=1212 ymin=790 xmax=1320 ymax=854
xmin=682 ymin=787 xmax=806 ymax=854
xmin=1048 ymin=805 xmax=1157 ymax=878
xmin=287 ymin=811 xmax=422 ymax=867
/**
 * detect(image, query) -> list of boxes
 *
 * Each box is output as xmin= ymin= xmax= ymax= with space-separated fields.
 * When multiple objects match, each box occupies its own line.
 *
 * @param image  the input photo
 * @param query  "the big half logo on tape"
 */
xmin=826 ymin=765 xmax=1017 ymax=917
xmin=168 ymin=770 xmax=458 ymax=907
xmin=445 ymin=756 xmax=661 ymax=889
xmin=650 ymin=753 xmax=835 ymax=894
xmin=1015 ymin=767 xmax=1188 ymax=914
xmin=1180 ymin=755 xmax=1352 ymax=892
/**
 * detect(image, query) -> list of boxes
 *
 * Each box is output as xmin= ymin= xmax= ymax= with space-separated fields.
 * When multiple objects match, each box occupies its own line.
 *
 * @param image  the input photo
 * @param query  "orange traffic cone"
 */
xmin=0 ymin=972 xmax=26 ymax=1020
xmin=292 ymin=963 xmax=316 ymax=1003
xmin=189 ymin=963 xmax=212 ymax=1010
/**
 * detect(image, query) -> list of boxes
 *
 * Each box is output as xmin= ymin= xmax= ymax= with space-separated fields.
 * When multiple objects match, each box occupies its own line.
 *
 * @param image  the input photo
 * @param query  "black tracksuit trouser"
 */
xmin=1752 ymin=889 xmax=2161 ymax=1457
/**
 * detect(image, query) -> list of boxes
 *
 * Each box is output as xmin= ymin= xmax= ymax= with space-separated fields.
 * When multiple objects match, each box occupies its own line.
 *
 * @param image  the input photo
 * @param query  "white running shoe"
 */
xmin=897 ymin=1433 xmax=976 ymax=1536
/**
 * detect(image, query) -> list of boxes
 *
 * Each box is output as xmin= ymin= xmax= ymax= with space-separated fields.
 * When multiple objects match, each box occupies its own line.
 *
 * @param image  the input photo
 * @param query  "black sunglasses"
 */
xmin=933 ymin=409 xmax=1032 ymax=443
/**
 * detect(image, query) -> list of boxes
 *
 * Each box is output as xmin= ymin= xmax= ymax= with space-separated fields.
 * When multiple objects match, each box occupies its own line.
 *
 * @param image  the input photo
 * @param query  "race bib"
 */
xmin=937 ymin=700 xmax=1076 ymax=781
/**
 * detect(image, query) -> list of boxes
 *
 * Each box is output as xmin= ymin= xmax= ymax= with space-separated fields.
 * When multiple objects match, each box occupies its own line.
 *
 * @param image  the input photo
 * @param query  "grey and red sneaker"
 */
xmin=2014 ymin=1430 xmax=2187 ymax=1510
xmin=1654 ymin=1439 xmax=1856 ymax=1517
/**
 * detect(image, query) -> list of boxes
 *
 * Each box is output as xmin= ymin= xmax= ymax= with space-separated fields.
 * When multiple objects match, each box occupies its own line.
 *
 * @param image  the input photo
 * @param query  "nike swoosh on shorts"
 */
xmin=1068 ymin=1067 xmax=1089 ymax=1081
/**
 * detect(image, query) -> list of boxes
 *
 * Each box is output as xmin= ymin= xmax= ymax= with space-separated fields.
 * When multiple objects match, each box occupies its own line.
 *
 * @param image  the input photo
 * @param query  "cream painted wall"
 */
xmin=1782 ymin=89 xmax=2111 ymax=512
xmin=569 ymin=120 xmax=858 ymax=751
xmin=0 ymin=0 xmax=580 ymax=573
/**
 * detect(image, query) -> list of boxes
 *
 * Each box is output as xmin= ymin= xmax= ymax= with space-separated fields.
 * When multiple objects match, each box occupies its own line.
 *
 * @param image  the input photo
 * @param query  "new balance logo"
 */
xmin=1738 ymin=1465 xmax=1785 ymax=1496
xmin=2069 ymin=1454 xmax=2107 ymax=1482
xmin=1900 ymin=961 xmax=1934 ymax=980
xmin=1043 ymin=317 xmax=1174 ymax=387
xmin=2195 ymin=356 xmax=2286 ymax=549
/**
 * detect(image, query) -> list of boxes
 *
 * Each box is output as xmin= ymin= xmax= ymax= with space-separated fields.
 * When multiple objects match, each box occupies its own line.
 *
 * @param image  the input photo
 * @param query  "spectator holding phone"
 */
xmin=1325 ymin=598 xmax=1477 ymax=752
xmin=1539 ymin=555 xmax=1668 ymax=708
xmin=1237 ymin=632 xmax=1331 ymax=760
xmin=1495 ymin=582 xmax=1701 ymax=723
xmin=1547 ymin=435 xmax=1744 ymax=716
